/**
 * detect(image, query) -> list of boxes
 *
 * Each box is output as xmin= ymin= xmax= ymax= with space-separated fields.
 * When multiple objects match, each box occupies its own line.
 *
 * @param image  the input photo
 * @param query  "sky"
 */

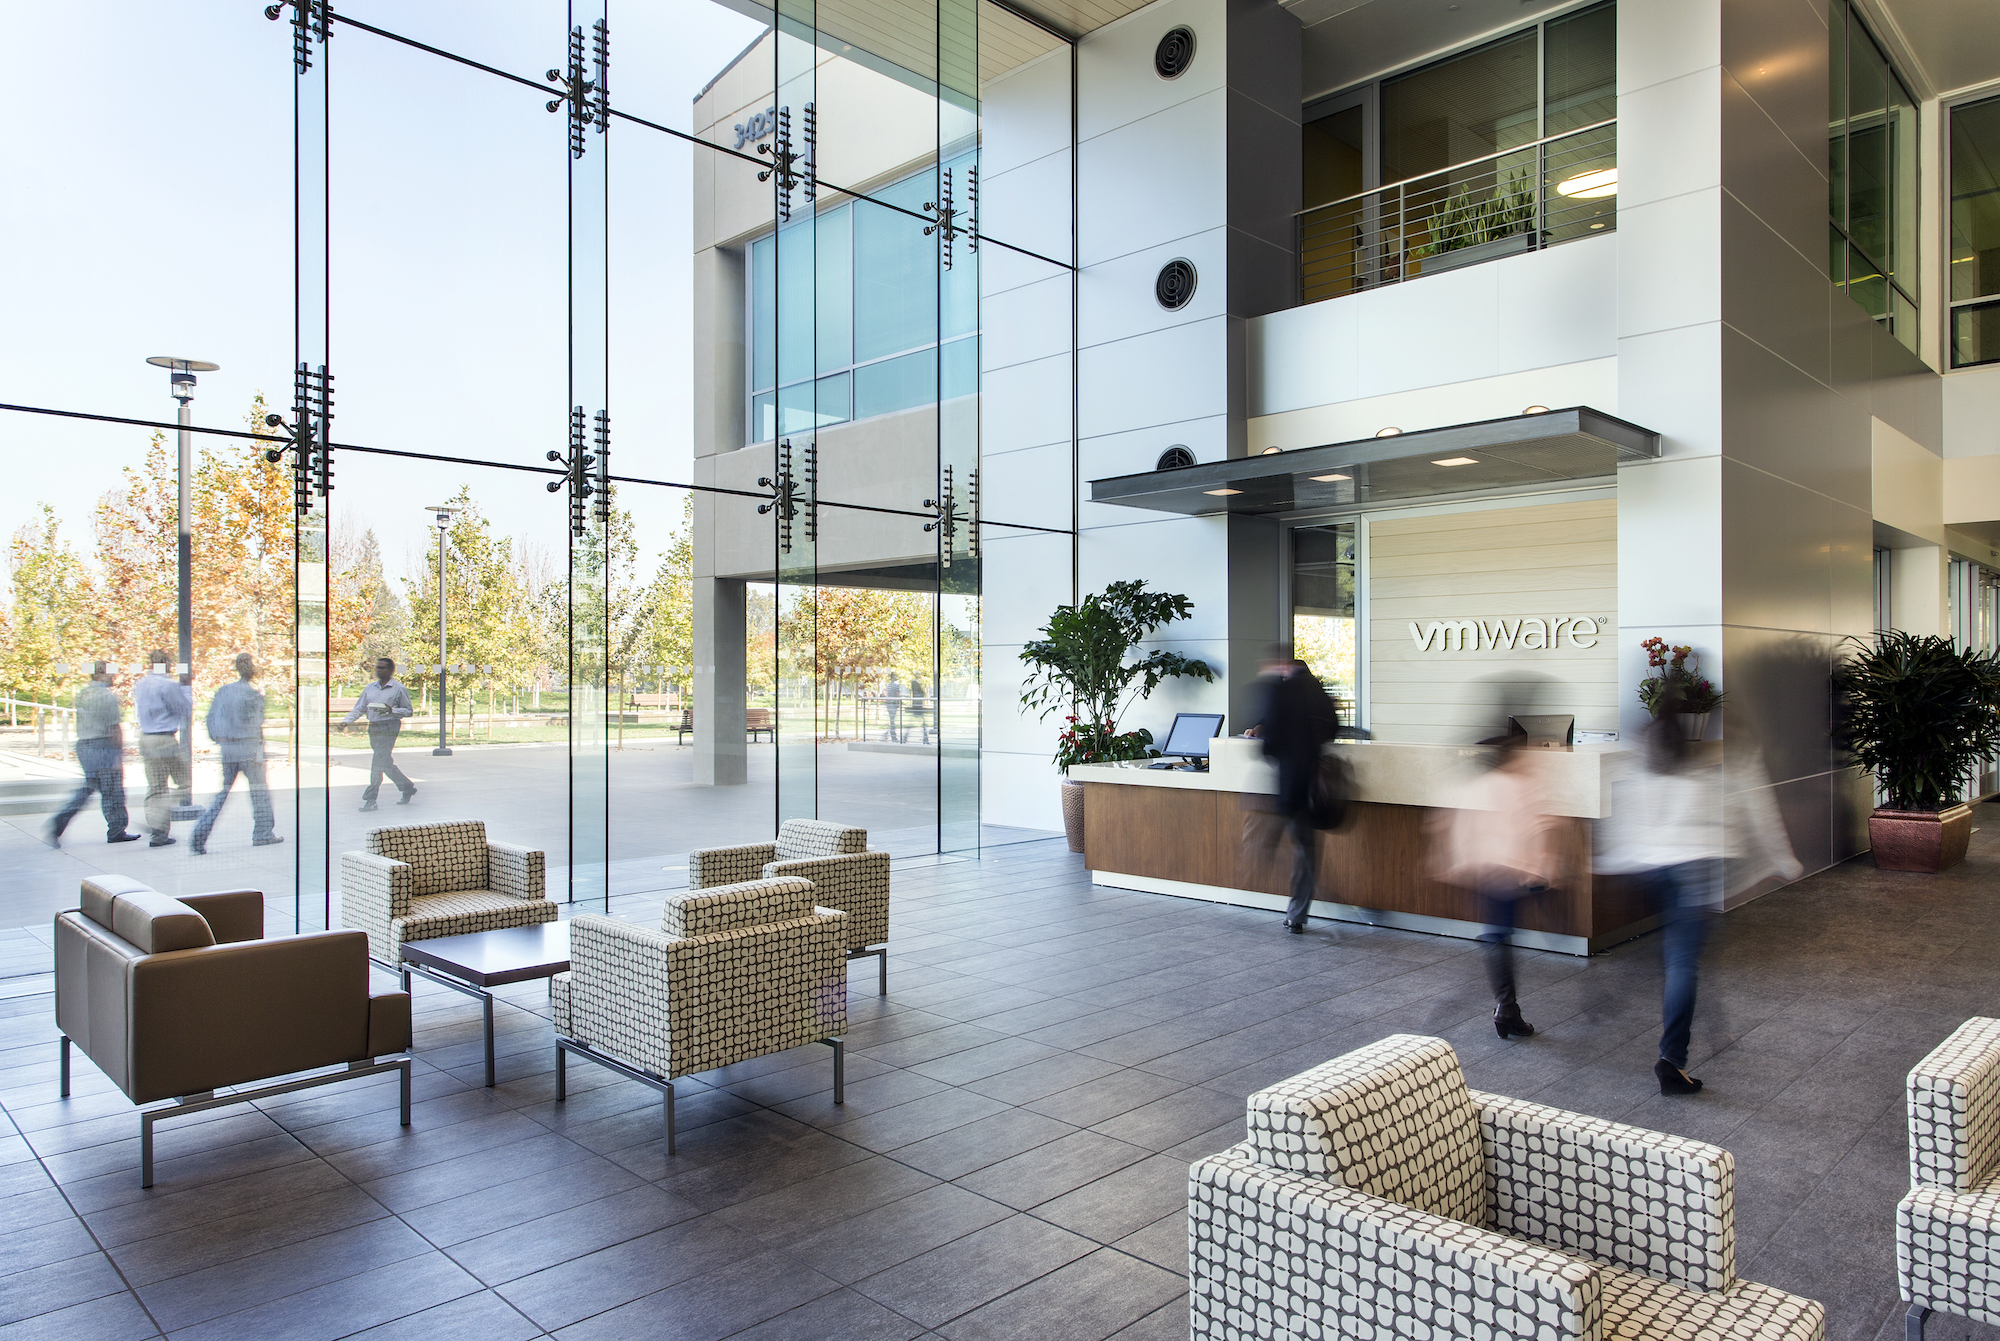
xmin=0 ymin=0 xmax=767 ymax=585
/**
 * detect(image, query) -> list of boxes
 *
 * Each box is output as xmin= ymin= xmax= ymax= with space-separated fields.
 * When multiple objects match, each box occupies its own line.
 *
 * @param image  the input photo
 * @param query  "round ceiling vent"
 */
xmin=1156 ymin=445 xmax=1195 ymax=470
xmin=1156 ymin=258 xmax=1197 ymax=310
xmin=1155 ymin=27 xmax=1196 ymax=79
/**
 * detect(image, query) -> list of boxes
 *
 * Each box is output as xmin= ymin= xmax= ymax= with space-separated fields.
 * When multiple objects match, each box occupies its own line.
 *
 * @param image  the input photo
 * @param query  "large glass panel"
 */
xmin=1830 ymin=0 xmax=1848 ymax=230
xmin=1543 ymin=1 xmax=1616 ymax=134
xmin=1954 ymin=299 xmax=2000 ymax=369
xmin=295 ymin=21 xmax=332 ymax=932
xmin=939 ymin=0 xmax=981 ymax=854
xmin=855 ymin=173 xmax=941 ymax=362
xmin=1951 ymin=96 xmax=2000 ymax=304
xmin=1888 ymin=71 xmax=1918 ymax=300
xmin=1846 ymin=23 xmax=1890 ymax=268
xmin=1381 ymin=29 xmax=1539 ymax=185
xmin=1292 ymin=523 xmax=1359 ymax=716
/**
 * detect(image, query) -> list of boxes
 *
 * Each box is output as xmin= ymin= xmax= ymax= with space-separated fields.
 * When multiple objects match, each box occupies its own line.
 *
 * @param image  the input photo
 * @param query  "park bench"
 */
xmin=673 ymin=707 xmax=776 ymax=745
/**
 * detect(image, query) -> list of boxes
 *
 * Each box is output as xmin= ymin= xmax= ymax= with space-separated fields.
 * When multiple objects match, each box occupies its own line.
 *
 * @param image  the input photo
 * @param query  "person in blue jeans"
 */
xmin=45 ymin=663 xmax=141 ymax=848
xmin=192 ymin=653 xmax=282 ymax=855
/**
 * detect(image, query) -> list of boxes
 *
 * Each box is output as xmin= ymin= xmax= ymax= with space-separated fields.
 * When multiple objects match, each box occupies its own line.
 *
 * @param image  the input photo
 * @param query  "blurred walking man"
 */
xmin=134 ymin=649 xmax=193 ymax=847
xmin=192 ymin=653 xmax=281 ymax=855
xmin=1247 ymin=646 xmax=1340 ymax=933
xmin=344 ymin=657 xmax=415 ymax=812
xmin=45 ymin=662 xmax=141 ymax=848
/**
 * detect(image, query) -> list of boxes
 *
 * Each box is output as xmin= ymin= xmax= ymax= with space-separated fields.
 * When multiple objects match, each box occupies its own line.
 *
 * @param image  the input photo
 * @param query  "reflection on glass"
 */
xmin=1292 ymin=523 xmax=1358 ymax=710
xmin=1381 ymin=29 xmax=1537 ymax=185
xmin=1543 ymin=1 xmax=1615 ymax=134
xmin=1830 ymin=0 xmax=1919 ymax=353
xmin=1950 ymin=96 xmax=2000 ymax=330
xmin=1953 ymin=301 xmax=2000 ymax=370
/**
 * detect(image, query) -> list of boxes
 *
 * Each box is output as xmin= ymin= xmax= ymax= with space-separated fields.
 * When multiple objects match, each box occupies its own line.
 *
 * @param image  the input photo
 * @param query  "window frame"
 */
xmin=1829 ymin=0 xmax=1921 ymax=355
xmin=1946 ymin=91 xmax=2000 ymax=370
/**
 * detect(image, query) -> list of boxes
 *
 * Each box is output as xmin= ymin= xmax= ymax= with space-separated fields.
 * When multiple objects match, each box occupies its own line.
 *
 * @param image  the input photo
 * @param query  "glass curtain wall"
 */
xmin=1950 ymin=95 xmax=2000 ymax=368
xmin=256 ymin=0 xmax=1079 ymax=927
xmin=1830 ymin=0 xmax=1920 ymax=354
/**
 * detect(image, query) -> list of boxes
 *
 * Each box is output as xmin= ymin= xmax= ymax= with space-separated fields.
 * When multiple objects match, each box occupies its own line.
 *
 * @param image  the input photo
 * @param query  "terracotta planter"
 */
xmin=1677 ymin=712 xmax=1711 ymax=741
xmin=1060 ymin=779 xmax=1086 ymax=854
xmin=1869 ymin=804 xmax=1973 ymax=872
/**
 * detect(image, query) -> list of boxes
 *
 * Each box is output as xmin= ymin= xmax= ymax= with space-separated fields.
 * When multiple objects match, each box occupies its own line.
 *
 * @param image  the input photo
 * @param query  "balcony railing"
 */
xmin=1298 ymin=120 xmax=1617 ymax=306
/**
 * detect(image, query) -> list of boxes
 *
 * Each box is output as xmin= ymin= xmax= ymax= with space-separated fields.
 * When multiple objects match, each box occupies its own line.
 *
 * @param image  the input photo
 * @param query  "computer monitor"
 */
xmin=1159 ymin=712 xmax=1225 ymax=761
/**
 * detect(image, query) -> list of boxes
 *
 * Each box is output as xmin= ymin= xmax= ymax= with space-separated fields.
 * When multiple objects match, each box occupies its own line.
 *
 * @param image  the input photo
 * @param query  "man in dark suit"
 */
xmin=1247 ymin=645 xmax=1340 ymax=933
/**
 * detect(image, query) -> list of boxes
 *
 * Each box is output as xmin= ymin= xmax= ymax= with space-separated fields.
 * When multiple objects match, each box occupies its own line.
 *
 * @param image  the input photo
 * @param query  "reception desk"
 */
xmin=1070 ymin=737 xmax=1654 ymax=956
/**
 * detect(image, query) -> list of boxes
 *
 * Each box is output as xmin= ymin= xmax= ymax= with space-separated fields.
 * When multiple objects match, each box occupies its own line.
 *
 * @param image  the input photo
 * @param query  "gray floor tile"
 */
xmin=852 ymin=1213 xmax=1096 ymax=1329
xmin=783 ymin=1183 xmax=1015 ymax=1284
xmin=0 ymin=1290 xmax=158 ymax=1341
xmin=447 ymin=1184 xmax=703 ymax=1287
xmin=164 ymin=1250 xmax=480 ymax=1341
xmin=714 ymin=1154 xmax=939 ymax=1247
xmin=0 ymin=1250 xmax=126 ymax=1327
xmin=936 ymin=1246 xmax=1186 ymax=1341
xmin=1029 ymin=1154 xmax=1192 ymax=1245
xmin=494 ymin=1215 xmax=764 ymax=1331
xmin=889 ymin=1108 xmax=1076 ymax=1181
xmin=339 ymin=1288 xmax=544 ymax=1340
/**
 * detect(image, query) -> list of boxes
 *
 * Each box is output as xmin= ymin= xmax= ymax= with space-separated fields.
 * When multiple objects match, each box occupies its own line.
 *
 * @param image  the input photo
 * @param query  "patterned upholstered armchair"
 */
xmin=550 ymin=876 xmax=847 ymax=1152
xmin=688 ymin=819 xmax=889 ymax=993
xmin=339 ymin=820 xmax=555 ymax=971
xmin=1898 ymin=1017 xmax=2000 ymax=1340
xmin=1189 ymin=1034 xmax=1825 ymax=1341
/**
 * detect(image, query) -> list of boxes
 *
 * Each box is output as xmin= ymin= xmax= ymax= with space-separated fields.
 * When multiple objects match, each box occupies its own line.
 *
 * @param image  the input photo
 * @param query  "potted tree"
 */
xmin=1019 ymin=580 xmax=1216 ymax=852
xmin=1835 ymin=630 xmax=2000 ymax=873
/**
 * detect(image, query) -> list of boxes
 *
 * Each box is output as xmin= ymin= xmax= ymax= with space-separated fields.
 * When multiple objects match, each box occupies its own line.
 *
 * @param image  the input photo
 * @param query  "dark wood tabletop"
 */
xmin=399 ymin=921 xmax=571 ymax=988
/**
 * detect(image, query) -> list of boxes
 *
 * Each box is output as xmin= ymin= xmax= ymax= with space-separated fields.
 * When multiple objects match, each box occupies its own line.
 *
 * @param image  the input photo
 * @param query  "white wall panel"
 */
xmin=1077 ymin=316 xmax=1229 ymax=440
xmin=982 ymin=354 xmax=1073 ymax=455
xmin=1076 ymin=0 xmax=1226 ymax=140
xmin=1617 ymin=68 xmax=1724 ymax=210
xmin=980 ymin=750 xmax=1064 ymax=831
xmin=1077 ymin=89 xmax=1229 ymax=267
xmin=1616 ymin=189 xmax=1723 ymax=340
xmin=983 ymin=273 xmax=1075 ymax=374
xmin=1078 ymin=228 xmax=1227 ymax=349
xmin=980 ymin=46 xmax=1072 ymax=178
xmin=980 ymin=150 xmax=1075 ymax=269
xmin=1944 ymin=366 xmax=2000 ymax=459
xmin=1079 ymin=516 xmax=1231 ymax=639
xmin=1249 ymin=359 xmax=1618 ymax=452
xmin=981 ymin=441 xmax=1074 ymax=534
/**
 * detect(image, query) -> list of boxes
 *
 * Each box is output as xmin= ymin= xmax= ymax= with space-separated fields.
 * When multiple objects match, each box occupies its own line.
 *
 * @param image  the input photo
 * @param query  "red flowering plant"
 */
xmin=1637 ymin=636 xmax=1725 ymax=716
xmin=1052 ymin=716 xmax=1158 ymax=771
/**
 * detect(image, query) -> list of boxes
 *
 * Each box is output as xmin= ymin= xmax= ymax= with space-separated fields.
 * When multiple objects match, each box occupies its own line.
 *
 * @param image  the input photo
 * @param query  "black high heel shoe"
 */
xmin=1655 ymin=1059 xmax=1703 ymax=1095
xmin=1494 ymin=1005 xmax=1535 ymax=1039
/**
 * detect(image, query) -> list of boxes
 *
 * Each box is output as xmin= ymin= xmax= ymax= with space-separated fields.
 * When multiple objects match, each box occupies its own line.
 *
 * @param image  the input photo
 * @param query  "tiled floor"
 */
xmin=4 ymin=825 xmax=2000 ymax=1340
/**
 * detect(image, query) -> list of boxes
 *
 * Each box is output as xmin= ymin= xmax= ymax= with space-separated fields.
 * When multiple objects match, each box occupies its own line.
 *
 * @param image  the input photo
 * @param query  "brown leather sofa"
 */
xmin=55 ymin=875 xmax=413 ymax=1187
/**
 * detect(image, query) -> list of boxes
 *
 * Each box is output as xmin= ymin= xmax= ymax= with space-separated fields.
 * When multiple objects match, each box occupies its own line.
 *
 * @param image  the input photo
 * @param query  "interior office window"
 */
xmin=1829 ymin=0 xmax=1920 ymax=355
xmin=747 ymin=154 xmax=978 ymax=443
xmin=1950 ymin=94 xmax=2000 ymax=368
xmin=1291 ymin=523 xmax=1358 ymax=708
xmin=1543 ymin=2 xmax=1616 ymax=134
xmin=1380 ymin=29 xmax=1538 ymax=186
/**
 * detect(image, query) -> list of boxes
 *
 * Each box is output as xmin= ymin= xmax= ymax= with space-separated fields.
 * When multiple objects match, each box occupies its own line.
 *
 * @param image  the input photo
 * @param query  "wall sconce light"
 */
xmin=1374 ymin=427 xmax=1402 ymax=437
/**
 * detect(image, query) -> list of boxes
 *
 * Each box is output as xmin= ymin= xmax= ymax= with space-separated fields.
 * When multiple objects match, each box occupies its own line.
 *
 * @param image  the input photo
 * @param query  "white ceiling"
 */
xmin=1868 ymin=0 xmax=2000 ymax=100
xmin=1284 ymin=0 xmax=1580 ymax=105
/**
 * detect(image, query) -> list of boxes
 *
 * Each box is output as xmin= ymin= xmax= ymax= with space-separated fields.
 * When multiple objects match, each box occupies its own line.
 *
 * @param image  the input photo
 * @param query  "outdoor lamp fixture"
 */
xmin=145 ymin=355 xmax=218 ymax=820
xmin=1311 ymin=473 xmax=1351 ymax=482
xmin=425 ymin=504 xmax=459 ymax=757
xmin=1555 ymin=167 xmax=1618 ymax=199
xmin=1374 ymin=427 xmax=1402 ymax=437
xmin=1432 ymin=457 xmax=1480 ymax=467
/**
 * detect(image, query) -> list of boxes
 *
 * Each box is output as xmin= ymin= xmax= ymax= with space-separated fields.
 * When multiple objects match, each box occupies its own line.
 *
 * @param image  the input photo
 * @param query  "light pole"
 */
xmin=426 ymin=505 xmax=458 ymax=757
xmin=146 ymin=356 xmax=218 ymax=821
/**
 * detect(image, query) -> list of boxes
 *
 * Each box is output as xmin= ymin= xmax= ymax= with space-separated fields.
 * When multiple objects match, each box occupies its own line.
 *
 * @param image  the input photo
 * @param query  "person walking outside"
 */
xmin=1246 ymin=646 xmax=1340 ymax=934
xmin=344 ymin=657 xmax=415 ymax=812
xmin=1428 ymin=737 xmax=1559 ymax=1039
xmin=885 ymin=671 xmax=904 ymax=742
xmin=191 ymin=654 xmax=282 ymax=854
xmin=45 ymin=662 xmax=141 ymax=848
xmin=133 ymin=649 xmax=193 ymax=848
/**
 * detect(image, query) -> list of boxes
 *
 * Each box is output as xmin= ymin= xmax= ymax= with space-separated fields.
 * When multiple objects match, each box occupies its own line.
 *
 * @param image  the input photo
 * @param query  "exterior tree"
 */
xmin=404 ymin=487 xmax=542 ymax=730
xmin=0 ymin=506 xmax=99 ymax=713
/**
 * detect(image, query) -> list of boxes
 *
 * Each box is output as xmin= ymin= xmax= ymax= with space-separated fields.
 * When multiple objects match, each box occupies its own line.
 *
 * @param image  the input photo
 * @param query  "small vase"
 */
xmin=1676 ymin=712 xmax=1710 ymax=741
xmin=1869 ymin=804 xmax=1973 ymax=872
xmin=1060 ymin=779 xmax=1086 ymax=854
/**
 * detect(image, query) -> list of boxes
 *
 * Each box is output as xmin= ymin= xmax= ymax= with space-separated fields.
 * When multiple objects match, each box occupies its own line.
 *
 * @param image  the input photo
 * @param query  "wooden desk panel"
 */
xmin=1083 ymin=782 xmax=1634 ymax=945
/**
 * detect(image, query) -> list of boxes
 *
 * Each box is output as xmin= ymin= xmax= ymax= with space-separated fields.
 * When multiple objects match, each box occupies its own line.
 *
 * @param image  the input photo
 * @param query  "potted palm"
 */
xmin=1019 ymin=580 xmax=1216 ymax=852
xmin=1835 ymin=631 xmax=2000 ymax=872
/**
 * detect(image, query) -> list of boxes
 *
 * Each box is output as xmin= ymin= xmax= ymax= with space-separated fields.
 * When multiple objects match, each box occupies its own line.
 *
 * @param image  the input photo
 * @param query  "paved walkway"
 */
xmin=0 ymin=824 xmax=1992 ymax=1339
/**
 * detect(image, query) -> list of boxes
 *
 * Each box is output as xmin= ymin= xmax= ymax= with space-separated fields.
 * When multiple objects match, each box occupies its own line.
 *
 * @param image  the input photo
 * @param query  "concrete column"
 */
xmin=1890 ymin=547 xmax=1947 ymax=637
xmin=695 ymin=575 xmax=748 ymax=785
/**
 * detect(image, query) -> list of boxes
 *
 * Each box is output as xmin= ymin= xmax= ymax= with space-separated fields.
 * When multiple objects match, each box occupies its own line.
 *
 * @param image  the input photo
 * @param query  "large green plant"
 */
xmin=1019 ymin=580 xmax=1215 ymax=770
xmin=1409 ymin=168 xmax=1536 ymax=261
xmin=1835 ymin=630 xmax=2000 ymax=811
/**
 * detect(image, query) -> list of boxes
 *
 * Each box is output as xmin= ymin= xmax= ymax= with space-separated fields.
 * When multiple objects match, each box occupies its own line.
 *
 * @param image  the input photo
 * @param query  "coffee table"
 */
xmin=398 ymin=922 xmax=570 ymax=1087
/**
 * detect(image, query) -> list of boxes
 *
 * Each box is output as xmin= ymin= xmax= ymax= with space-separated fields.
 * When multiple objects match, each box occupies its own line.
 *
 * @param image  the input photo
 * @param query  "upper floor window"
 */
xmin=748 ymin=153 xmax=978 ymax=444
xmin=1950 ymin=94 xmax=2000 ymax=369
xmin=1829 ymin=0 xmax=1919 ymax=355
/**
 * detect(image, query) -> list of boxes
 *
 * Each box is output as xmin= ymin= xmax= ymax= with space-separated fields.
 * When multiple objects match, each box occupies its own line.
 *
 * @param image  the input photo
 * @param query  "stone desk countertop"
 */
xmin=1069 ymin=736 xmax=1654 ymax=820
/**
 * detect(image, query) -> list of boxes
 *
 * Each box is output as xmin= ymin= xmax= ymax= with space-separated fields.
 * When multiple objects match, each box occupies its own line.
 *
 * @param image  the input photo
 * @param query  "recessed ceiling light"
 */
xmin=1556 ymin=167 xmax=1618 ymax=199
xmin=1203 ymin=488 xmax=1242 ymax=496
xmin=1374 ymin=427 xmax=1402 ymax=437
xmin=1311 ymin=473 xmax=1351 ymax=482
xmin=1261 ymin=446 xmax=1282 ymax=454
xmin=1522 ymin=405 xmax=1550 ymax=414
xmin=1433 ymin=457 xmax=1479 ymax=467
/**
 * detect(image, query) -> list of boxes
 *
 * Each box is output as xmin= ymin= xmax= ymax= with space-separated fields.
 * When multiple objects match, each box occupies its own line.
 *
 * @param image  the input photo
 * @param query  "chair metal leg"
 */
xmin=821 ymin=1037 xmax=845 ymax=1104
xmin=482 ymin=991 xmax=495 ymax=1088
xmin=58 ymin=1036 xmax=70 ymax=1099
xmin=1907 ymin=1304 xmax=1930 ymax=1341
xmin=399 ymin=1058 xmax=411 ymax=1126
xmin=141 ymin=1108 xmax=156 ymax=1189
xmin=555 ymin=1045 xmax=567 ymax=1101
xmin=664 ymin=1083 xmax=676 ymax=1156
xmin=878 ymin=947 xmax=887 ymax=996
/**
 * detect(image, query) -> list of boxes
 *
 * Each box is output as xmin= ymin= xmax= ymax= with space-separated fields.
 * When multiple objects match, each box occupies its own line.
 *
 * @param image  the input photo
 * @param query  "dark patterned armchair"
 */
xmin=1899 ymin=1016 xmax=2000 ymax=1340
xmin=1189 ymin=1034 xmax=1825 ymax=1341
xmin=688 ymin=819 xmax=890 ymax=993
xmin=339 ymin=820 xmax=555 ymax=968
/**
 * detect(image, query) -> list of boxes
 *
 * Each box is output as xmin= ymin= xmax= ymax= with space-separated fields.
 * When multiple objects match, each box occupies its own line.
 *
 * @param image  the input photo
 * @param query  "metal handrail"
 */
xmin=1294 ymin=118 xmax=1618 ymax=217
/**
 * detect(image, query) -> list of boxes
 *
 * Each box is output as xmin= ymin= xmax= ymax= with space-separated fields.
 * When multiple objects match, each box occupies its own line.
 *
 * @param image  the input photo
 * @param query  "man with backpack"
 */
xmin=1246 ymin=645 xmax=1341 ymax=933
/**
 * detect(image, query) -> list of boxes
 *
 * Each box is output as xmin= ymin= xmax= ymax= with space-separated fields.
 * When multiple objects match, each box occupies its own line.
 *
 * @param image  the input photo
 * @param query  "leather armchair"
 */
xmin=55 ymin=875 xmax=411 ymax=1187
xmin=689 ymin=819 xmax=889 ymax=992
